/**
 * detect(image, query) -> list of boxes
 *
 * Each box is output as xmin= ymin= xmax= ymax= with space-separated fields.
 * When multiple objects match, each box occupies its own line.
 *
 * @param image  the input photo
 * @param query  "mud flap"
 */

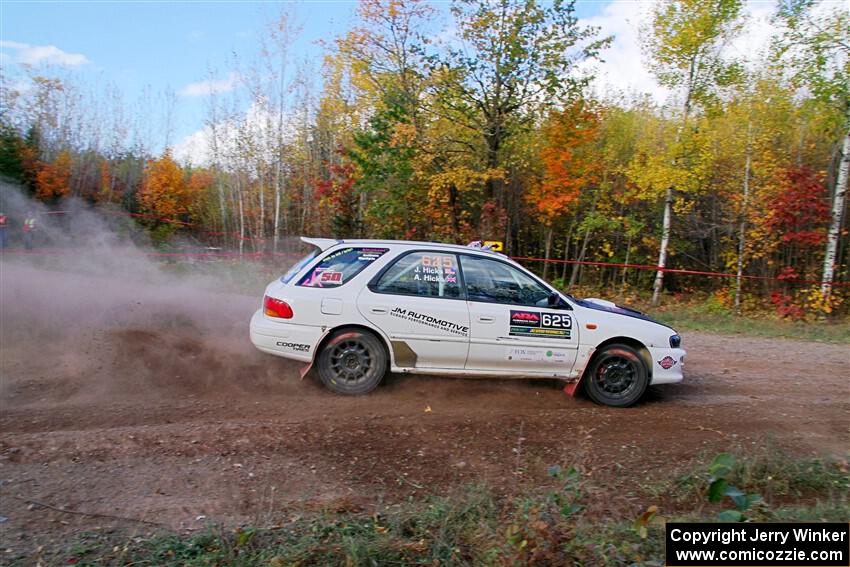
xmin=299 ymin=361 xmax=313 ymax=380
xmin=563 ymin=378 xmax=581 ymax=397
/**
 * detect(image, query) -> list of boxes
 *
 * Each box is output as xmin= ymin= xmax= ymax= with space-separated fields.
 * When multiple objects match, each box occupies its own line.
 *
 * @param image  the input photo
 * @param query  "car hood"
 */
xmin=574 ymin=297 xmax=672 ymax=330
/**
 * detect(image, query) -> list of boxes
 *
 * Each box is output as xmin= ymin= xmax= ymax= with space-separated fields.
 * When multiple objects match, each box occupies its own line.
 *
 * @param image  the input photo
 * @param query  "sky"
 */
xmin=0 ymin=1 xmax=794 ymax=163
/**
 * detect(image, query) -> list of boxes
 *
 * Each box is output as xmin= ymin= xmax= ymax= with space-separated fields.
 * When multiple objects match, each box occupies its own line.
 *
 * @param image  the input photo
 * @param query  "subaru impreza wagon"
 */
xmin=250 ymin=237 xmax=685 ymax=407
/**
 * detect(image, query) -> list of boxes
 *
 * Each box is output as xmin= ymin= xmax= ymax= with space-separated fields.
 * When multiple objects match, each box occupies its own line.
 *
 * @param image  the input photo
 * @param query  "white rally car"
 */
xmin=250 ymin=238 xmax=685 ymax=407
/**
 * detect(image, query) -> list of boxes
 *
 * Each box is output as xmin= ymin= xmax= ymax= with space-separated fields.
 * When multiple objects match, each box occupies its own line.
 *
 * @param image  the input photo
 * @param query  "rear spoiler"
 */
xmin=300 ymin=236 xmax=341 ymax=251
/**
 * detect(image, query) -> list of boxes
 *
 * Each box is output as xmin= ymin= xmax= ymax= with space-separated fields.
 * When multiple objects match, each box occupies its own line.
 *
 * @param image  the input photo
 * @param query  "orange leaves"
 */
xmin=34 ymin=150 xmax=72 ymax=201
xmin=139 ymin=150 xmax=197 ymax=222
xmin=529 ymin=101 xmax=601 ymax=225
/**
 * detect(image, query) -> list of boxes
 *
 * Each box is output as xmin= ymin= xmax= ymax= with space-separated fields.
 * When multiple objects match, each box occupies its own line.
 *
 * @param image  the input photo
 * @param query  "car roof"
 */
xmin=301 ymin=236 xmax=509 ymax=259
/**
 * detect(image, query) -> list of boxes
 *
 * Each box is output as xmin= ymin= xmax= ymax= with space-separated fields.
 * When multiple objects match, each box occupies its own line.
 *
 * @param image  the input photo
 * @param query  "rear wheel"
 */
xmin=583 ymin=344 xmax=648 ymax=407
xmin=317 ymin=329 xmax=387 ymax=395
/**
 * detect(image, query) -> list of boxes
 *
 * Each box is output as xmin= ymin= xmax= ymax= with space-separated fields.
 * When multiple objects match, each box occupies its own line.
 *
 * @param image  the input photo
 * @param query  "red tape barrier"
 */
xmin=512 ymin=256 xmax=850 ymax=288
xmin=11 ymin=206 xmax=850 ymax=287
xmin=49 ymin=209 xmax=267 ymax=242
xmin=0 ymin=248 xmax=298 ymax=259
xmin=2 ymin=248 xmax=846 ymax=287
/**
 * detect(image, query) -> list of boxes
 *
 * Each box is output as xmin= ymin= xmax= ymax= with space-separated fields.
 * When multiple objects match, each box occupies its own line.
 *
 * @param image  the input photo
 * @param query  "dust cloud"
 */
xmin=0 ymin=182 xmax=305 ymax=409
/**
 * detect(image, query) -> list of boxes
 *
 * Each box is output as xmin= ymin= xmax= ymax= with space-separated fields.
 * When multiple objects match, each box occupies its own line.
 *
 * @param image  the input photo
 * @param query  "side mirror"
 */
xmin=547 ymin=292 xmax=559 ymax=307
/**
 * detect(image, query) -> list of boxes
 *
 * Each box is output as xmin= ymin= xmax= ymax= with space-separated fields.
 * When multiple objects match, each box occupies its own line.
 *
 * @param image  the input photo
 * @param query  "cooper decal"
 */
xmin=509 ymin=310 xmax=571 ymax=340
xmin=390 ymin=307 xmax=469 ymax=337
xmin=276 ymin=341 xmax=311 ymax=352
xmin=657 ymin=356 xmax=676 ymax=370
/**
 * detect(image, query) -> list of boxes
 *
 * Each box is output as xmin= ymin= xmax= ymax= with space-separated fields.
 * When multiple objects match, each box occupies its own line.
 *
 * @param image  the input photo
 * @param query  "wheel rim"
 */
xmin=594 ymin=355 xmax=639 ymax=399
xmin=329 ymin=339 xmax=373 ymax=385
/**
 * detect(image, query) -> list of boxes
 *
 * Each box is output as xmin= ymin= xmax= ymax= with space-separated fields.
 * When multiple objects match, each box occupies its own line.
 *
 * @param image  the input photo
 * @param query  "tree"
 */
xmin=139 ymin=150 xmax=193 ymax=240
xmin=35 ymin=149 xmax=72 ymax=201
xmin=643 ymin=0 xmax=744 ymax=305
xmin=776 ymin=0 xmax=849 ymax=301
xmin=434 ymin=0 xmax=609 ymax=243
xmin=527 ymin=100 xmax=600 ymax=277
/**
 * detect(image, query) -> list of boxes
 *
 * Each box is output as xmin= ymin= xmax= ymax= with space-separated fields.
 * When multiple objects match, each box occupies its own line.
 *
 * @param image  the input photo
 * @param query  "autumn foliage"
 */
xmin=35 ymin=150 xmax=71 ymax=201
xmin=0 ymin=0 xmax=846 ymax=316
xmin=139 ymin=151 xmax=196 ymax=222
xmin=530 ymin=101 xmax=601 ymax=226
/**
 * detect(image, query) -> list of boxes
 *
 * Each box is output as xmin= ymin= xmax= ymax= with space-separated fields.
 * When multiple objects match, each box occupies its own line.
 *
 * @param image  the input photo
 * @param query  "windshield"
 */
xmin=280 ymin=247 xmax=320 ymax=284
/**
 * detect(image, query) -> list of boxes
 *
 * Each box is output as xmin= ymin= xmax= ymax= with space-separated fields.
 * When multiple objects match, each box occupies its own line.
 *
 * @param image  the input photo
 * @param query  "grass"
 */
xmin=24 ymin=449 xmax=849 ymax=567
xmin=652 ymin=303 xmax=850 ymax=343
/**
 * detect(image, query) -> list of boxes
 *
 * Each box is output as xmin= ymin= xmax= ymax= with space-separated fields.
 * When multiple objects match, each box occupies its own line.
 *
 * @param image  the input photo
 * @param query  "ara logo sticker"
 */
xmin=510 ymin=311 xmax=541 ymax=326
xmin=509 ymin=310 xmax=571 ymax=340
xmin=657 ymin=356 xmax=677 ymax=370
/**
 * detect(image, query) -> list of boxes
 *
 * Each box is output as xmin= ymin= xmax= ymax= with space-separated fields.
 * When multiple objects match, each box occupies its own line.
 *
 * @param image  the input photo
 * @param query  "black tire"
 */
xmin=583 ymin=343 xmax=648 ymax=407
xmin=317 ymin=329 xmax=387 ymax=395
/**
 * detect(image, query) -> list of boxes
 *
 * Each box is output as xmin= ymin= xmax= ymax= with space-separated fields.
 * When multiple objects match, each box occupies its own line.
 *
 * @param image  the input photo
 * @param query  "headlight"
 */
xmin=669 ymin=334 xmax=681 ymax=348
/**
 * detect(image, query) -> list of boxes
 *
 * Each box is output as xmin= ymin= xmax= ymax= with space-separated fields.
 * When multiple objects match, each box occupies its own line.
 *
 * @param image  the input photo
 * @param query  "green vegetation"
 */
xmin=27 ymin=449 xmax=849 ymax=566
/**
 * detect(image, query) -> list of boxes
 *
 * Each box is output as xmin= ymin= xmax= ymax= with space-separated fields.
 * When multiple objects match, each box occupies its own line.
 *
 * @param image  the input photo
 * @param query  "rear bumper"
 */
xmin=648 ymin=347 xmax=686 ymax=384
xmin=249 ymin=309 xmax=322 ymax=363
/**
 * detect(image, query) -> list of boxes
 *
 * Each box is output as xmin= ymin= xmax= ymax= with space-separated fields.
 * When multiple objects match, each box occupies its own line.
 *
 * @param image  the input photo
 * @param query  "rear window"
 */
xmin=297 ymin=247 xmax=389 ymax=288
xmin=280 ymin=248 xmax=320 ymax=284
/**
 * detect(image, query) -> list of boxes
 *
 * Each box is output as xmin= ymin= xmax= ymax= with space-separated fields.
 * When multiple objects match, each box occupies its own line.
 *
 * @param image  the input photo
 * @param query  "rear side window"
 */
xmin=373 ymin=252 xmax=461 ymax=298
xmin=297 ymin=247 xmax=389 ymax=288
xmin=280 ymin=248 xmax=320 ymax=284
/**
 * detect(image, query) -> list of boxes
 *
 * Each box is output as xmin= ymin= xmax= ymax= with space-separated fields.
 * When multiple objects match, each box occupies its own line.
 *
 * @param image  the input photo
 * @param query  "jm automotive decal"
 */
xmin=509 ymin=310 xmax=571 ymax=340
xmin=390 ymin=307 xmax=469 ymax=337
xmin=657 ymin=356 xmax=677 ymax=370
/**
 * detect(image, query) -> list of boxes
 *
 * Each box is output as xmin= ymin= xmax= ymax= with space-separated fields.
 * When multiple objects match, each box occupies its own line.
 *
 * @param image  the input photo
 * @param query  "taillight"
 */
xmin=264 ymin=295 xmax=293 ymax=319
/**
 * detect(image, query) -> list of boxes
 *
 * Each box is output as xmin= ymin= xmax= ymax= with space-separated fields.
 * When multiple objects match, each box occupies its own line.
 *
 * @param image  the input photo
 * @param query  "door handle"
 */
xmin=477 ymin=316 xmax=495 ymax=323
xmin=370 ymin=307 xmax=388 ymax=314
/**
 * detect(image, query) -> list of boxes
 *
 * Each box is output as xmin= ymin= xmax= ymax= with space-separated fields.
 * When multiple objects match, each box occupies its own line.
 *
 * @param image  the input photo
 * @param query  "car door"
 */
xmin=358 ymin=250 xmax=470 ymax=369
xmin=459 ymin=254 xmax=578 ymax=376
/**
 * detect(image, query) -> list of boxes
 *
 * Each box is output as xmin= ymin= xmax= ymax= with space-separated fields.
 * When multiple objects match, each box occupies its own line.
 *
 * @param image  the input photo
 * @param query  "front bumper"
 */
xmin=647 ymin=347 xmax=686 ymax=384
xmin=249 ymin=309 xmax=322 ymax=363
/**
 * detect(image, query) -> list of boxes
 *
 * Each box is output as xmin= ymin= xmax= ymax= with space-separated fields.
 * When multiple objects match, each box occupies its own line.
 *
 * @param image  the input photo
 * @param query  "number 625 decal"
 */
xmin=541 ymin=313 xmax=571 ymax=329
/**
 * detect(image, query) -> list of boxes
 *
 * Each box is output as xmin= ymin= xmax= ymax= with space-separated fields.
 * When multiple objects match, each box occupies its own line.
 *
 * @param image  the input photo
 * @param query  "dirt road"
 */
xmin=1 ymin=263 xmax=847 ymax=556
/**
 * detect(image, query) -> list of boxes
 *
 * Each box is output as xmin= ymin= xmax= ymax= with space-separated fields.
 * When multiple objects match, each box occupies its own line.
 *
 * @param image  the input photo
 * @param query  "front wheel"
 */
xmin=317 ymin=329 xmax=387 ymax=395
xmin=583 ymin=344 xmax=648 ymax=407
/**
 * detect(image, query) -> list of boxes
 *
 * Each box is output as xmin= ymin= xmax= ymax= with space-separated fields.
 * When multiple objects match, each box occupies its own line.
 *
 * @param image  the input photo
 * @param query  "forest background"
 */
xmin=1 ymin=0 xmax=848 ymax=318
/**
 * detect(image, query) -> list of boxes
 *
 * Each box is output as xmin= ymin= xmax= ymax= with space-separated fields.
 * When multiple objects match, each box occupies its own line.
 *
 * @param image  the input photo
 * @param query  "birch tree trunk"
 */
xmin=735 ymin=121 xmax=752 ymax=315
xmin=543 ymin=226 xmax=553 ymax=280
xmin=651 ymin=187 xmax=674 ymax=305
xmin=620 ymin=231 xmax=632 ymax=298
xmin=238 ymin=182 xmax=245 ymax=257
xmin=821 ymin=128 xmax=850 ymax=298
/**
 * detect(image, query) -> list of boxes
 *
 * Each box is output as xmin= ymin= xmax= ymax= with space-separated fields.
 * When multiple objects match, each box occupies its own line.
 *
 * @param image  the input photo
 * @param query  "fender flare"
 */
xmin=299 ymin=324 xmax=394 ymax=379
xmin=563 ymin=337 xmax=651 ymax=397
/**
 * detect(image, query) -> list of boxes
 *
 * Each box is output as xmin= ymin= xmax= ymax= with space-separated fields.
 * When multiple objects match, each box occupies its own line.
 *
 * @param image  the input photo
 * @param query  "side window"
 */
xmin=460 ymin=255 xmax=550 ymax=307
xmin=373 ymin=252 xmax=461 ymax=298
xmin=298 ymin=247 xmax=388 ymax=288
